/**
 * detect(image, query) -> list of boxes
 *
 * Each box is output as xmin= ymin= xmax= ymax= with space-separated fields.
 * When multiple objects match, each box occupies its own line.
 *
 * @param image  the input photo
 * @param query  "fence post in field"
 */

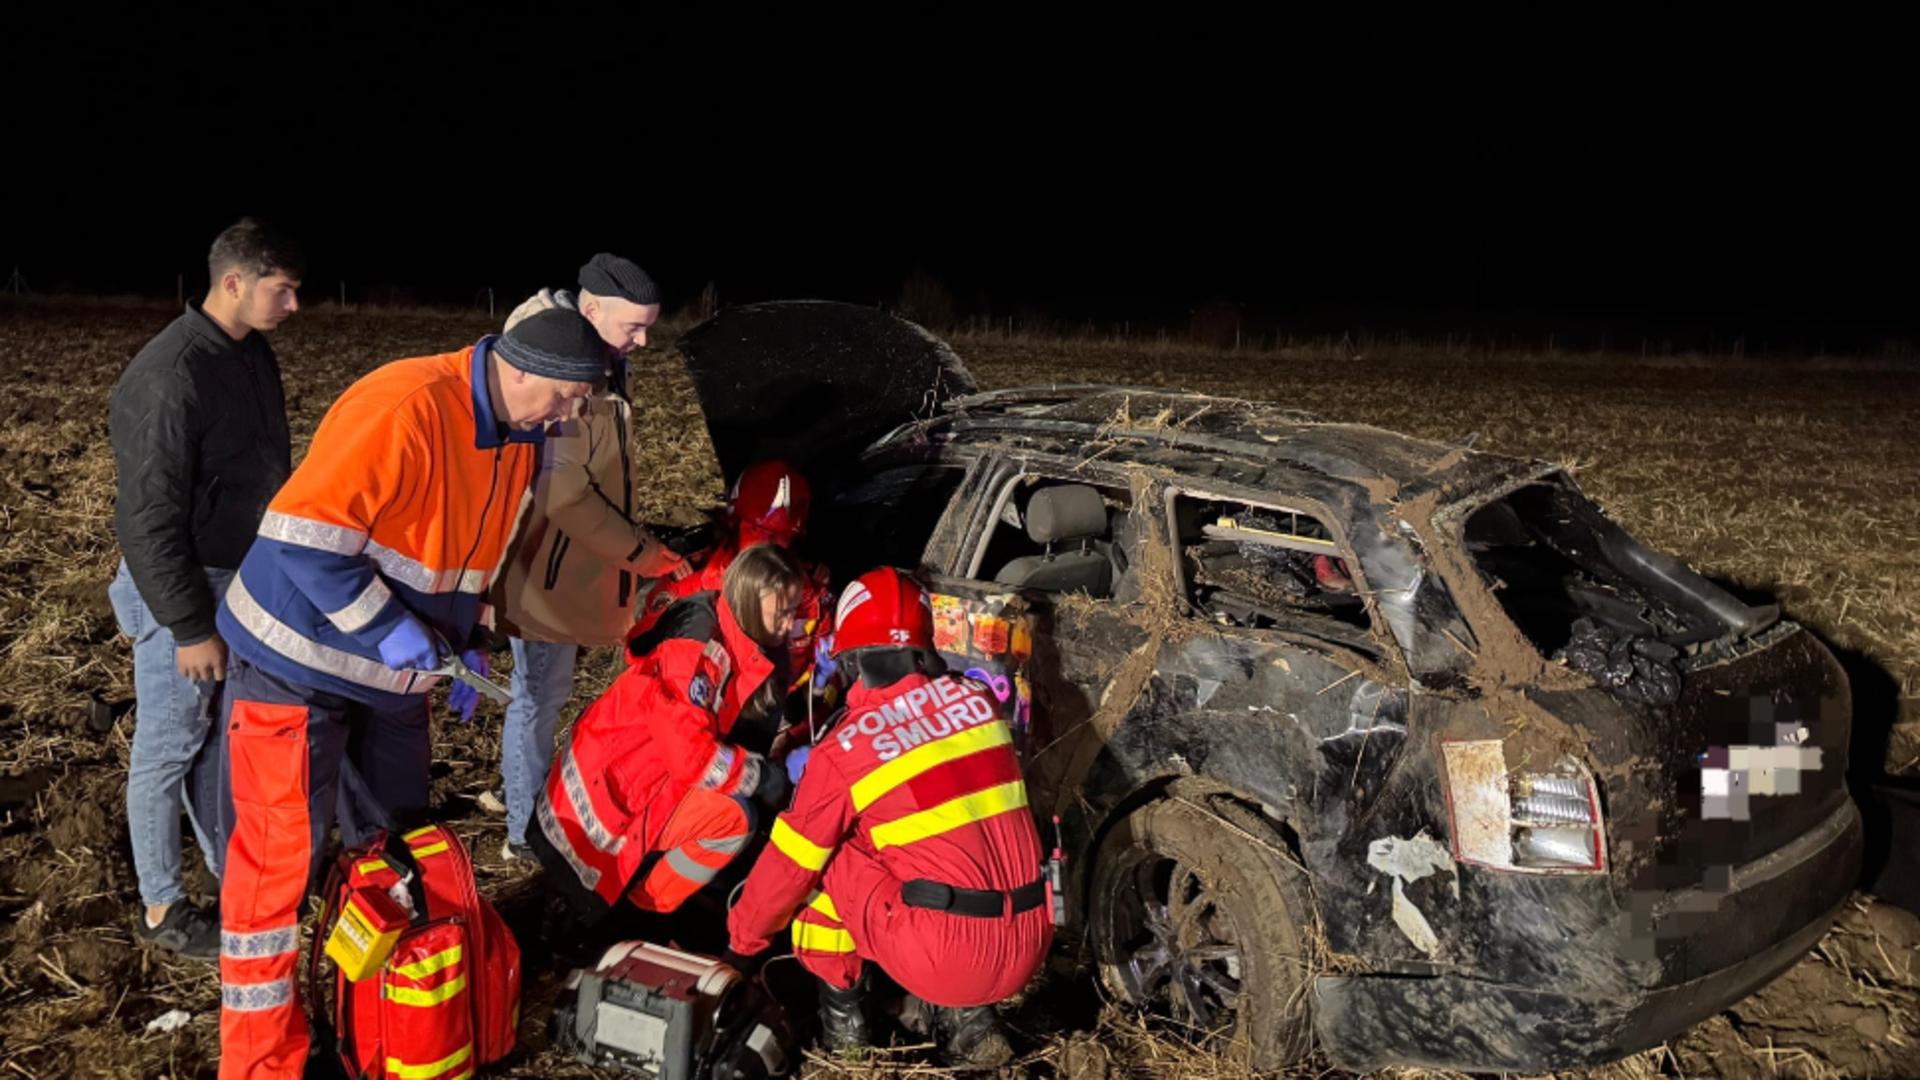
xmin=176 ymin=273 xmax=184 ymax=307
xmin=339 ymin=281 xmax=347 ymax=308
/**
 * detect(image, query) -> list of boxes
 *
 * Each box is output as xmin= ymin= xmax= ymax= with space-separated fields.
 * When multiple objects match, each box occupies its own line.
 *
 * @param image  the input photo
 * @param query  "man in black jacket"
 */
xmin=107 ymin=218 xmax=301 ymax=958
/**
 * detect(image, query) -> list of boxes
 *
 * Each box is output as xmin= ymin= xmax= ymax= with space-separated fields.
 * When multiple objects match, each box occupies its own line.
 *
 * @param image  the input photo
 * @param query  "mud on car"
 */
xmin=679 ymin=302 xmax=1862 ymax=1072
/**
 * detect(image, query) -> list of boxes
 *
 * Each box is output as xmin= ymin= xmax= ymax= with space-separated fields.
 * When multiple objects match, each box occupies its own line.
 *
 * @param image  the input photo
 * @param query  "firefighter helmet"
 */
xmin=830 ymin=567 xmax=933 ymax=656
xmin=729 ymin=460 xmax=811 ymax=546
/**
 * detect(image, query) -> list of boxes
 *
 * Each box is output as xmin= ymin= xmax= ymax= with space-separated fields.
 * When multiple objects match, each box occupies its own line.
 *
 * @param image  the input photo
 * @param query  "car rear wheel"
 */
xmin=1090 ymin=794 xmax=1314 ymax=1068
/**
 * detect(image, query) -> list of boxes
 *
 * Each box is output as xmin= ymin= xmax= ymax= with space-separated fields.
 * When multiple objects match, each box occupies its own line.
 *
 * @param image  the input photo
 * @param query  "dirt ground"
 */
xmin=1 ymin=299 xmax=1915 ymax=1078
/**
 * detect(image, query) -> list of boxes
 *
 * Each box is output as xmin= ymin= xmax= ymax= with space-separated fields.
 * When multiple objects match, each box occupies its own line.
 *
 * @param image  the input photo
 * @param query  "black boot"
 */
xmin=936 ymin=1004 xmax=1013 ymax=1068
xmin=817 ymin=977 xmax=872 ymax=1057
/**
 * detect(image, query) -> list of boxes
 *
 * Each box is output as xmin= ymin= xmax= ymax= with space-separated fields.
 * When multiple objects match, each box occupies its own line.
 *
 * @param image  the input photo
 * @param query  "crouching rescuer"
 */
xmin=724 ymin=568 xmax=1054 ymax=1066
xmin=531 ymin=544 xmax=804 ymax=921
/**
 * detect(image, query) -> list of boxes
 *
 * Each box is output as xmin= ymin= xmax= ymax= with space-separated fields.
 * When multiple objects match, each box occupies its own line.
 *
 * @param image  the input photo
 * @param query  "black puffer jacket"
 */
xmin=110 ymin=303 xmax=292 ymax=644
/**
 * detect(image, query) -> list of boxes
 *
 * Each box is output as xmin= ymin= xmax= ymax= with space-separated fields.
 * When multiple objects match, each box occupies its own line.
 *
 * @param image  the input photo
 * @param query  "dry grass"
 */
xmin=0 ymin=299 xmax=1915 ymax=1077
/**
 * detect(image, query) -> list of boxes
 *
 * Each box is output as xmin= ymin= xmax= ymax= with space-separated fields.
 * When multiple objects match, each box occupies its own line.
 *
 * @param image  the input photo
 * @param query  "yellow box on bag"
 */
xmin=326 ymin=886 xmax=408 ymax=982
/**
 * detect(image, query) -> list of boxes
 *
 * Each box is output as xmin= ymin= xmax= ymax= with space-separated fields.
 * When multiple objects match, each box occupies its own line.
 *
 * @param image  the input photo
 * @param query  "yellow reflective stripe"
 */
xmin=403 ymin=825 xmax=440 ymax=842
xmin=393 ymin=945 xmax=463 ymax=980
xmin=355 ymin=858 xmax=390 ymax=876
xmin=384 ymin=1043 xmax=472 ymax=1079
xmin=870 ymin=781 xmax=1029 ymax=850
xmin=770 ymin=818 xmax=832 ymax=872
xmin=386 ymin=973 xmax=467 ymax=1007
xmin=807 ymin=891 xmax=839 ymax=922
xmin=791 ymin=920 xmax=857 ymax=953
xmin=409 ymin=841 xmax=450 ymax=859
xmin=851 ymin=721 xmax=1011 ymax=811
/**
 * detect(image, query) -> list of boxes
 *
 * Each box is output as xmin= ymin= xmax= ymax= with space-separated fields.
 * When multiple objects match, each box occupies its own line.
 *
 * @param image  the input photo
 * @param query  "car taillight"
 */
xmin=1442 ymin=740 xmax=1607 ymax=874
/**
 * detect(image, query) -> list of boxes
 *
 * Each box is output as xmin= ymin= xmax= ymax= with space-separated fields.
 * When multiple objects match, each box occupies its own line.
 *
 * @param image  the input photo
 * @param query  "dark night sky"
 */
xmin=10 ymin=19 xmax=1913 ymax=348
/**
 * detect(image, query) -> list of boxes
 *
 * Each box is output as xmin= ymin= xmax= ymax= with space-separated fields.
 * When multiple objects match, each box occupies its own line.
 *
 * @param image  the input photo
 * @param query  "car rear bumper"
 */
xmin=1314 ymin=799 xmax=1861 ymax=1072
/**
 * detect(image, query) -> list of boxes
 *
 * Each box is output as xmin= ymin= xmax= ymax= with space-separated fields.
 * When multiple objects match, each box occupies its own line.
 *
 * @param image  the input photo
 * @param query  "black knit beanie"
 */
xmin=492 ymin=308 xmax=608 ymax=382
xmin=577 ymin=253 xmax=660 ymax=305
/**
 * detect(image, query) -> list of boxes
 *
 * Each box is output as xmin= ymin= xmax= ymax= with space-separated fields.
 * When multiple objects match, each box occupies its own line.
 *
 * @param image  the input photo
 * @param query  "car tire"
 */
xmin=1089 ymin=794 xmax=1314 ymax=1068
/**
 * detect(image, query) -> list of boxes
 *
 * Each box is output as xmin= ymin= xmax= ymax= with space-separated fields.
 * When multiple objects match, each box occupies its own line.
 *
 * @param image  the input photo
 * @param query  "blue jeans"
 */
xmin=504 ymin=638 xmax=579 ymax=846
xmin=107 ymin=558 xmax=233 ymax=908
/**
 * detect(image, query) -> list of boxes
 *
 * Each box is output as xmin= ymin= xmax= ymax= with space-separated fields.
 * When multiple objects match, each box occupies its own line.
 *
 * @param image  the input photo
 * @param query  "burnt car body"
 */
xmin=679 ymin=303 xmax=1862 ymax=1072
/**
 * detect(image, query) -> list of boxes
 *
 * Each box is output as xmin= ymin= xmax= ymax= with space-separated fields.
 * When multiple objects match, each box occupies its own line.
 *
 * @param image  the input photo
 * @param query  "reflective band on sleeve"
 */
xmin=790 ymin=920 xmax=856 ymax=954
xmin=806 ymin=891 xmax=840 ymax=922
xmin=393 ymin=945 xmax=463 ymax=980
xmin=869 ymin=781 xmax=1029 ymax=850
xmin=386 ymin=973 xmax=468 ymax=1007
xmin=356 ymin=858 xmax=391 ymax=876
xmin=770 ymin=818 xmax=832 ymax=872
xmin=537 ymin=792 xmax=601 ymax=891
xmin=560 ymin=750 xmax=625 ymax=854
xmin=365 ymin=540 xmax=489 ymax=596
xmin=408 ymin=841 xmax=450 ymax=859
xmin=327 ymin=576 xmax=392 ymax=635
xmin=222 ymin=977 xmax=294 ymax=1012
xmin=258 ymin=511 xmax=367 ymax=554
xmin=851 ymin=722 xmax=1012 ymax=811
xmin=403 ymin=825 xmax=440 ymax=841
xmin=221 ymin=924 xmax=299 ymax=959
xmin=385 ymin=1044 xmax=473 ymax=1080
xmin=225 ymin=577 xmax=415 ymax=694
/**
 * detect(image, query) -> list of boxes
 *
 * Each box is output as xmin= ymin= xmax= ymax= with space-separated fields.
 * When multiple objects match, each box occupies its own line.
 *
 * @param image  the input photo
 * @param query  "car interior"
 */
xmin=977 ymin=480 xmax=1133 ymax=599
xmin=1172 ymin=494 xmax=1374 ymax=637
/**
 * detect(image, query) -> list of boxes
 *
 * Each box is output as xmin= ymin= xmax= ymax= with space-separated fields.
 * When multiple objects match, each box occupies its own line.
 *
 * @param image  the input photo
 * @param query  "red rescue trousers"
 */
xmin=217 ymin=659 xmax=430 ymax=1080
xmin=788 ymin=839 xmax=1053 ymax=1007
xmin=625 ymin=788 xmax=753 ymax=913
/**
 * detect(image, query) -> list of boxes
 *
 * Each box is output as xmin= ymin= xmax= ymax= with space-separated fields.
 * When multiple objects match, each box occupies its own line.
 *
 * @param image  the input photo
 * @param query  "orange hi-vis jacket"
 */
xmin=217 ymin=340 xmax=541 ymax=706
xmin=537 ymin=592 xmax=777 ymax=915
xmin=726 ymin=671 xmax=1051 ymax=1003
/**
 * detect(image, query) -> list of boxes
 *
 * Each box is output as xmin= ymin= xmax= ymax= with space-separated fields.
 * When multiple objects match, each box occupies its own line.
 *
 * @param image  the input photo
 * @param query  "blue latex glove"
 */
xmin=446 ymin=648 xmax=490 ymax=723
xmin=812 ymin=634 xmax=838 ymax=683
xmin=785 ymin=744 xmax=811 ymax=785
xmin=377 ymin=616 xmax=440 ymax=672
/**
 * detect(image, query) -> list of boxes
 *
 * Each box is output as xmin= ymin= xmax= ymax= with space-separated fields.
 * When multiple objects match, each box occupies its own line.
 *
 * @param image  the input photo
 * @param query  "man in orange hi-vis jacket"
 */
xmin=209 ymin=309 xmax=608 ymax=1079
xmin=724 ymin=568 xmax=1053 ymax=1067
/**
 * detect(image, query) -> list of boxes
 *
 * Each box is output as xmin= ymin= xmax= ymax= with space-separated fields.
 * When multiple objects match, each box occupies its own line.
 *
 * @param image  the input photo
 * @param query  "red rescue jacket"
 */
xmin=632 ymin=538 xmax=830 ymax=689
xmin=536 ymin=592 xmax=776 ymax=914
xmin=727 ymin=671 xmax=1045 ymax=955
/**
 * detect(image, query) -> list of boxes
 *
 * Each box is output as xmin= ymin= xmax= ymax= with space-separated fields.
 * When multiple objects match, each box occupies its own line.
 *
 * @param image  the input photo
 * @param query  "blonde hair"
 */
xmin=723 ymin=543 xmax=805 ymax=650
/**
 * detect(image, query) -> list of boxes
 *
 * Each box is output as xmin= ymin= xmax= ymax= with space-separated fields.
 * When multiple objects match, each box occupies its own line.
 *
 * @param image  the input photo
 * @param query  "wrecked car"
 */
xmin=678 ymin=302 xmax=1862 ymax=1072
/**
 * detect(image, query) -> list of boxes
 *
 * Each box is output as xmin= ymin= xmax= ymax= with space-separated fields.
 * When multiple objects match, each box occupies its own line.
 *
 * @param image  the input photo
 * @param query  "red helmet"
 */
xmin=830 ymin=567 xmax=933 ymax=656
xmin=730 ymin=460 xmax=811 ymax=547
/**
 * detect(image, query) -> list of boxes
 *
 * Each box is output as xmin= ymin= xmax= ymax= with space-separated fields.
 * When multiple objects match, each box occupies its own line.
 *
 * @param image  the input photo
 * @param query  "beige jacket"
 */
xmin=493 ymin=289 xmax=676 ymax=646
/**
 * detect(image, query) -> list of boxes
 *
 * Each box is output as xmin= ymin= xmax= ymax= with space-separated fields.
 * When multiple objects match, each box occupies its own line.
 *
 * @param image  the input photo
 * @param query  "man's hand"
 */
xmin=720 ymin=946 xmax=767 ymax=976
xmin=176 ymin=635 xmax=228 ymax=682
xmin=446 ymin=648 xmax=491 ymax=723
xmin=377 ymin=616 xmax=442 ymax=672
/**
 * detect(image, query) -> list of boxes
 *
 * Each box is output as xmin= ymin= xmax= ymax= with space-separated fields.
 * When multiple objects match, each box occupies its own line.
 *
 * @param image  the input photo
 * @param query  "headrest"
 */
xmin=1025 ymin=485 xmax=1109 ymax=544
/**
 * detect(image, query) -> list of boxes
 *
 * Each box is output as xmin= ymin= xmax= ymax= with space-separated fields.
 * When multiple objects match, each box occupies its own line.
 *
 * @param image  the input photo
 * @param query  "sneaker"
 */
xmin=135 ymin=899 xmax=220 ymax=961
xmin=501 ymin=838 xmax=534 ymax=863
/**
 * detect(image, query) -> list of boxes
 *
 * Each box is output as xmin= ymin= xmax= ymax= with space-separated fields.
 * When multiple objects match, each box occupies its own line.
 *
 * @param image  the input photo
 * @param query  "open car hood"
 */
xmin=675 ymin=300 xmax=976 ymax=483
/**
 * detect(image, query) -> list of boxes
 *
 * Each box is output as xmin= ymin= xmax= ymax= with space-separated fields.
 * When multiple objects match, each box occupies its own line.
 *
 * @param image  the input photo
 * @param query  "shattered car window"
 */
xmin=1173 ymin=495 xmax=1375 ymax=643
xmin=1463 ymin=477 xmax=1729 ymax=657
xmin=827 ymin=464 xmax=967 ymax=573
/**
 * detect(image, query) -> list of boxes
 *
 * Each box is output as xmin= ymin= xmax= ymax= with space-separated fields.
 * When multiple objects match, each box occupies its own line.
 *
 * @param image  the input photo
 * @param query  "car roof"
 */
xmin=872 ymin=384 xmax=1535 ymax=512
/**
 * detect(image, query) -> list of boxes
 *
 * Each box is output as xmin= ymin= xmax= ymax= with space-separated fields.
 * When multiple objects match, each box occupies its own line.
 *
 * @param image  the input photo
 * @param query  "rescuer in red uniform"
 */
xmin=724 ymin=568 xmax=1053 ymax=1066
xmin=531 ymin=544 xmax=806 ymax=921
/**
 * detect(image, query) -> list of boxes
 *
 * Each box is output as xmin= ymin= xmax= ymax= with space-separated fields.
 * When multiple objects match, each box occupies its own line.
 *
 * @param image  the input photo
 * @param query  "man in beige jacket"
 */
xmin=493 ymin=253 xmax=685 ymax=859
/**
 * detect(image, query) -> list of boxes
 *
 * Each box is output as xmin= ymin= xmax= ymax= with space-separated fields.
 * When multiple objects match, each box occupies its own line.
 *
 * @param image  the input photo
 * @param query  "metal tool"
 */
xmin=420 ymin=634 xmax=513 ymax=705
